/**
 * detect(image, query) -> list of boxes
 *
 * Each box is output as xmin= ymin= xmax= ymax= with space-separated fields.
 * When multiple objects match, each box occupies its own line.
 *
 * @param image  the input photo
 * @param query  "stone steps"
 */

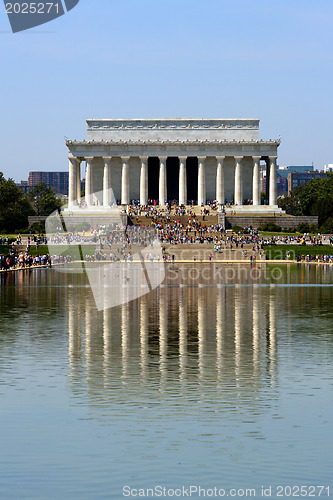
xmin=130 ymin=214 xmax=219 ymax=228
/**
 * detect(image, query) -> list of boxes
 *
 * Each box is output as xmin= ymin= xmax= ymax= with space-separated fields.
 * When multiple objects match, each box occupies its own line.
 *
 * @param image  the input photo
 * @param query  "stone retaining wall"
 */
xmin=29 ymin=214 xmax=319 ymax=231
xmin=223 ymin=215 xmax=318 ymax=229
xmin=28 ymin=214 xmax=128 ymax=228
xmin=28 ymin=216 xmax=47 ymax=226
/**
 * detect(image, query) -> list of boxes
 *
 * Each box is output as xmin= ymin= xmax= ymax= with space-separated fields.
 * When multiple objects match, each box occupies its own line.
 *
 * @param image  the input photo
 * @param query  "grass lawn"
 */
xmin=0 ymin=244 xmax=50 ymax=257
xmin=0 ymin=233 xmax=42 ymax=239
xmin=0 ymin=244 xmax=97 ymax=259
xmin=263 ymin=244 xmax=333 ymax=260
xmin=0 ymin=244 xmax=15 ymax=255
xmin=259 ymin=231 xmax=315 ymax=237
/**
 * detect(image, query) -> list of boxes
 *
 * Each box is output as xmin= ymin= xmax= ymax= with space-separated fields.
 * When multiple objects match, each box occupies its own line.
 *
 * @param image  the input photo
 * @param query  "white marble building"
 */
xmin=66 ymin=118 xmax=280 ymax=213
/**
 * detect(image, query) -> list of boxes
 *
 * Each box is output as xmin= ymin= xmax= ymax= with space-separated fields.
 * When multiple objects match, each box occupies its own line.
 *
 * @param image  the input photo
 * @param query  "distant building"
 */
xmin=278 ymin=165 xmax=314 ymax=179
xmin=261 ymin=173 xmax=287 ymax=197
xmin=16 ymin=180 xmax=31 ymax=194
xmin=28 ymin=171 xmax=69 ymax=195
xmin=287 ymin=171 xmax=327 ymax=195
xmin=277 ymin=173 xmax=288 ymax=195
xmin=324 ymin=164 xmax=333 ymax=173
xmin=261 ymin=175 xmax=267 ymax=194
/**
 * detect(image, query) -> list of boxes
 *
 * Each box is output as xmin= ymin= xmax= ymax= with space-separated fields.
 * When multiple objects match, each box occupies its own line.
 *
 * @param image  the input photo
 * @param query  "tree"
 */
xmin=0 ymin=172 xmax=32 ymax=232
xmin=28 ymin=182 xmax=61 ymax=216
xmin=320 ymin=217 xmax=333 ymax=234
xmin=280 ymin=173 xmax=333 ymax=227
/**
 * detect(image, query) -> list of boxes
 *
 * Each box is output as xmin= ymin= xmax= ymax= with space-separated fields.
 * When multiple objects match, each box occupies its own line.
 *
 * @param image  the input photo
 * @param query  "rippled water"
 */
xmin=0 ymin=264 xmax=332 ymax=499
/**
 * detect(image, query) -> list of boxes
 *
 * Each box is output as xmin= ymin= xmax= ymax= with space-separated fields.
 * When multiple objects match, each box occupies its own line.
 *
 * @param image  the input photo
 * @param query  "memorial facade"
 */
xmin=66 ymin=118 xmax=281 ymax=213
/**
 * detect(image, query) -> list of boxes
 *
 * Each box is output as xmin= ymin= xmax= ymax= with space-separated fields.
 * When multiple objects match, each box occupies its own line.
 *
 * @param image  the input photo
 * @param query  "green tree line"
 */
xmin=0 ymin=173 xmax=61 ymax=232
xmin=280 ymin=173 xmax=333 ymax=233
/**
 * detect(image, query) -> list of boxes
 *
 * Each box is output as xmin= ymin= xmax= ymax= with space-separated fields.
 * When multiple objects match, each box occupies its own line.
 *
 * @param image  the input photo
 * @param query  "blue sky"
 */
xmin=1 ymin=0 xmax=333 ymax=181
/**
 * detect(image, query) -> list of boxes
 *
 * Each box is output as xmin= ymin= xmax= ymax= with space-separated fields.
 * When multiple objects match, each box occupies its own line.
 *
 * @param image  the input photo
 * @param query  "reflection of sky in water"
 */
xmin=0 ymin=265 xmax=332 ymax=499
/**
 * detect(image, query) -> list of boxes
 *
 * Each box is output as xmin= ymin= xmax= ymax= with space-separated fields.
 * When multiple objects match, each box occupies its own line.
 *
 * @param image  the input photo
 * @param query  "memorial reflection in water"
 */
xmin=67 ymin=271 xmax=283 ymax=411
xmin=1 ymin=264 xmax=333 ymax=498
xmin=64 ymin=262 xmax=333 ymax=415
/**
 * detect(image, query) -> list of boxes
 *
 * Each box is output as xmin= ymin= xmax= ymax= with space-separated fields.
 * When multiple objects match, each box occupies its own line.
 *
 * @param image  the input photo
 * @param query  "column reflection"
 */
xmin=178 ymin=284 xmax=188 ymax=386
xmin=252 ymin=285 xmax=261 ymax=376
xmin=103 ymin=306 xmax=112 ymax=383
xmin=121 ymin=299 xmax=130 ymax=381
xmin=234 ymin=287 xmax=242 ymax=389
xmin=140 ymin=294 xmax=149 ymax=383
xmin=68 ymin=274 xmax=280 ymax=410
xmin=216 ymin=285 xmax=226 ymax=382
xmin=197 ymin=284 xmax=207 ymax=382
xmin=159 ymin=286 xmax=168 ymax=387
xmin=68 ymin=292 xmax=82 ymax=374
xmin=85 ymin=300 xmax=93 ymax=375
xmin=269 ymin=288 xmax=277 ymax=387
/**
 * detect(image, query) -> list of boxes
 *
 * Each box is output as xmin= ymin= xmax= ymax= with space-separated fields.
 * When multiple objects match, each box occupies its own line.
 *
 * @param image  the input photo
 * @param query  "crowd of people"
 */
xmin=0 ymin=252 xmax=51 ymax=271
xmin=294 ymin=253 xmax=333 ymax=263
xmin=1 ymin=204 xmax=333 ymax=271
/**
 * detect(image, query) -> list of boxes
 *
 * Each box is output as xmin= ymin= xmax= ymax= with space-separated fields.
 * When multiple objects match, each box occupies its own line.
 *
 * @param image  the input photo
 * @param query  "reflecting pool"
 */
xmin=0 ymin=264 xmax=332 ymax=499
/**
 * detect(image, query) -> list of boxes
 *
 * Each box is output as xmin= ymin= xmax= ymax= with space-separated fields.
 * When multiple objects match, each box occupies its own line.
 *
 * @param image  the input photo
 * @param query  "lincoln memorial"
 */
xmin=66 ymin=118 xmax=281 ymax=213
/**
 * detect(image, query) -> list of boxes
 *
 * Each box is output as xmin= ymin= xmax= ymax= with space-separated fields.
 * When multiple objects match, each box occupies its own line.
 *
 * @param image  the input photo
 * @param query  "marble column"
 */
xmin=234 ymin=156 xmax=243 ymax=206
xmin=140 ymin=156 xmax=148 ymax=206
xmin=121 ymin=157 xmax=130 ymax=205
xmin=216 ymin=156 xmax=225 ymax=205
xmin=198 ymin=156 xmax=206 ymax=206
xmin=269 ymin=156 xmax=278 ymax=206
xmin=76 ymin=159 xmax=81 ymax=206
xmin=159 ymin=156 xmax=167 ymax=205
xmin=252 ymin=156 xmax=261 ymax=206
xmin=103 ymin=157 xmax=112 ymax=207
xmin=179 ymin=156 xmax=187 ymax=206
xmin=85 ymin=157 xmax=94 ymax=207
xmin=68 ymin=156 xmax=78 ymax=207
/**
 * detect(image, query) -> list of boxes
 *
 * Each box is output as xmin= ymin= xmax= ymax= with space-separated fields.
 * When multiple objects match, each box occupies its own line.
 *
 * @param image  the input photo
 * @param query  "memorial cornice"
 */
xmin=86 ymin=118 xmax=260 ymax=131
xmin=67 ymin=139 xmax=280 ymax=147
xmin=66 ymin=139 xmax=280 ymax=160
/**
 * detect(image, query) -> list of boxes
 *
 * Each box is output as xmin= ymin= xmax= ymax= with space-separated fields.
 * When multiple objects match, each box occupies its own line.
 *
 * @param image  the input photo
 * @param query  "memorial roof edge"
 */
xmin=66 ymin=139 xmax=280 ymax=146
xmin=86 ymin=118 xmax=260 ymax=121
